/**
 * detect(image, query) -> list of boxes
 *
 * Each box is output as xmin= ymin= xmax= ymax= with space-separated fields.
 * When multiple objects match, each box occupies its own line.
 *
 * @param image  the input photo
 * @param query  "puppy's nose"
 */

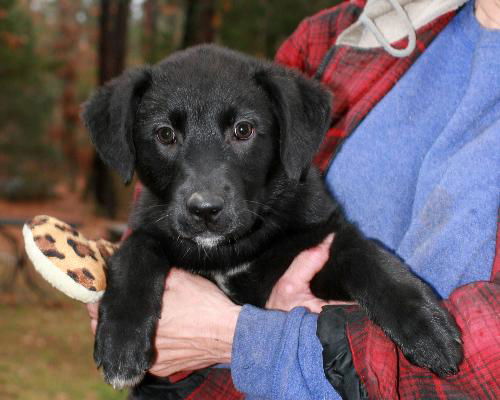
xmin=187 ymin=192 xmax=224 ymax=222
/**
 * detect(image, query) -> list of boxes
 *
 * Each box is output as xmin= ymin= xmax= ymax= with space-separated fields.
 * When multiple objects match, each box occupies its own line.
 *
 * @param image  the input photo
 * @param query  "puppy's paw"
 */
xmin=385 ymin=293 xmax=463 ymax=377
xmin=94 ymin=319 xmax=154 ymax=389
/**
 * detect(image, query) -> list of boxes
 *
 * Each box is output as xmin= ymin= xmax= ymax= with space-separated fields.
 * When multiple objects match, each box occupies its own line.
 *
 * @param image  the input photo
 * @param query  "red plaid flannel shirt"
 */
xmin=139 ymin=1 xmax=500 ymax=398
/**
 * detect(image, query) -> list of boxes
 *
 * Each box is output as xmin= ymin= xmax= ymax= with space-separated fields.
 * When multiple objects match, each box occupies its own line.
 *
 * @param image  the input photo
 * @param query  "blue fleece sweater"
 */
xmin=231 ymin=2 xmax=500 ymax=399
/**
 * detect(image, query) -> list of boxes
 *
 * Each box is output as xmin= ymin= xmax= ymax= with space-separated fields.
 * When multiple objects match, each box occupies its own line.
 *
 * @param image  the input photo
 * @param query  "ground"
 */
xmin=0 ymin=186 xmax=130 ymax=400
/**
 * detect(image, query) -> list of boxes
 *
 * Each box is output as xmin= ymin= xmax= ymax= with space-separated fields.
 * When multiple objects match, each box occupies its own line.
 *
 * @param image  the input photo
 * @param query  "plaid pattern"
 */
xmin=274 ymin=2 xmax=500 ymax=399
xmin=274 ymin=0 xmax=455 ymax=172
xmin=345 ymin=264 xmax=500 ymax=399
xmin=185 ymin=369 xmax=243 ymax=400
xmin=130 ymin=1 xmax=500 ymax=398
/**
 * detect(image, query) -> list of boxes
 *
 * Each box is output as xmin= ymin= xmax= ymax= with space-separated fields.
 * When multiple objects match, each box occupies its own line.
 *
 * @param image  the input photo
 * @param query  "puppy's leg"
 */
xmin=94 ymin=230 xmax=168 ymax=388
xmin=311 ymin=224 xmax=463 ymax=377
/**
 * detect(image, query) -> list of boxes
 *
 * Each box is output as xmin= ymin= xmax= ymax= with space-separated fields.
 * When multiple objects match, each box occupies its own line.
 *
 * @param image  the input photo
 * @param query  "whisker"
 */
xmin=244 ymin=199 xmax=287 ymax=219
xmin=181 ymin=245 xmax=192 ymax=261
xmin=138 ymin=203 xmax=169 ymax=212
xmin=153 ymin=213 xmax=171 ymax=224
xmin=243 ymin=209 xmax=282 ymax=232
xmin=201 ymin=243 xmax=208 ymax=258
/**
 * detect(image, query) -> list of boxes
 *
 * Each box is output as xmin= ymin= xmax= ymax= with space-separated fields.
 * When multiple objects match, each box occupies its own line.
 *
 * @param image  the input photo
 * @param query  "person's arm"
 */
xmin=318 ymin=113 xmax=500 ymax=398
xmin=318 ymin=260 xmax=500 ymax=399
xmin=87 ymin=235 xmax=344 ymax=400
xmin=88 ymin=269 xmax=239 ymax=377
xmin=149 ymin=236 xmax=344 ymax=400
xmin=232 ymin=305 xmax=340 ymax=400
xmin=230 ymin=234 xmax=346 ymax=400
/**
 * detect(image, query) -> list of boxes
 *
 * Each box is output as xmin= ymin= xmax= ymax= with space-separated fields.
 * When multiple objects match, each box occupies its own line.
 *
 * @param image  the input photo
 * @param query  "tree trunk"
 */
xmin=88 ymin=0 xmax=131 ymax=218
xmin=182 ymin=0 xmax=217 ymax=47
xmin=142 ymin=0 xmax=159 ymax=63
xmin=98 ymin=0 xmax=130 ymax=85
xmin=56 ymin=0 xmax=81 ymax=190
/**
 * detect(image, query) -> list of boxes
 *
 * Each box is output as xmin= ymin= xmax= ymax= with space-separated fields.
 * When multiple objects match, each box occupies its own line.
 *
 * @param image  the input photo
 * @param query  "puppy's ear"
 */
xmin=255 ymin=67 xmax=331 ymax=181
xmin=82 ymin=67 xmax=152 ymax=184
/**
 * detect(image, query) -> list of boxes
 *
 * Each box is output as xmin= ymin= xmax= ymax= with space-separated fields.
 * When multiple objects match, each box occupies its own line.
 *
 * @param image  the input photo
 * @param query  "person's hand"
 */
xmin=266 ymin=234 xmax=355 ymax=313
xmin=87 ymin=268 xmax=241 ymax=377
xmin=87 ymin=301 xmax=99 ymax=337
xmin=86 ymin=236 xmax=355 ymax=376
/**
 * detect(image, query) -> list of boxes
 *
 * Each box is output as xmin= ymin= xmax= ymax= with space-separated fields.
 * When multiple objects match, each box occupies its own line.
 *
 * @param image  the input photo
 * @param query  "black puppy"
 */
xmin=83 ymin=45 xmax=462 ymax=388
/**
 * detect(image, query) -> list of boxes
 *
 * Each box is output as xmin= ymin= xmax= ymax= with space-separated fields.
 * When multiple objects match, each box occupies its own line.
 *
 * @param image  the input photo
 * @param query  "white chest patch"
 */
xmin=213 ymin=262 xmax=251 ymax=296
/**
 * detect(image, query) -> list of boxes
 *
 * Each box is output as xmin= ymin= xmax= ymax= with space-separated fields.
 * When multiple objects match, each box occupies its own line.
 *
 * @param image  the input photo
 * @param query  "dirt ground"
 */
xmin=0 ymin=187 xmax=129 ymax=399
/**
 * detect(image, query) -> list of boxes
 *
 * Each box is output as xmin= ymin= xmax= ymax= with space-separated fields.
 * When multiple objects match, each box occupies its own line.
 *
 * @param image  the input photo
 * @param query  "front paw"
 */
xmin=383 ymin=291 xmax=463 ymax=377
xmin=94 ymin=318 xmax=155 ymax=389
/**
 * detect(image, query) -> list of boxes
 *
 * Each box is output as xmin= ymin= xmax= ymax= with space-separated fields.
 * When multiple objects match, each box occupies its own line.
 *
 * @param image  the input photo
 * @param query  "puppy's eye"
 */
xmin=234 ymin=121 xmax=254 ymax=140
xmin=155 ymin=126 xmax=176 ymax=145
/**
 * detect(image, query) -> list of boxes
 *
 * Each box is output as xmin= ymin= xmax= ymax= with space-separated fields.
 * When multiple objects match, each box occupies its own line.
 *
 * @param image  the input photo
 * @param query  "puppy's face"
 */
xmin=83 ymin=45 xmax=331 ymax=246
xmin=133 ymin=63 xmax=278 ymax=246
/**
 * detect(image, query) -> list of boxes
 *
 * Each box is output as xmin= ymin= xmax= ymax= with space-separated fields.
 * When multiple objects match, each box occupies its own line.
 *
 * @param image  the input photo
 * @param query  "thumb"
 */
xmin=286 ymin=233 xmax=334 ymax=284
xmin=86 ymin=301 xmax=99 ymax=319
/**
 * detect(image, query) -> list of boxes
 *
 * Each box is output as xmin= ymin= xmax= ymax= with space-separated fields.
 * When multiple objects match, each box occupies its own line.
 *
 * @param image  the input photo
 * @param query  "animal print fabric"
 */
xmin=27 ymin=215 xmax=116 ymax=292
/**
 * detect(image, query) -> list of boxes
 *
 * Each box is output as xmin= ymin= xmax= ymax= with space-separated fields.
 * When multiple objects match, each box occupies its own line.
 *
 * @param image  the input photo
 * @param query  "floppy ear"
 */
xmin=255 ymin=67 xmax=331 ymax=181
xmin=81 ymin=67 xmax=152 ymax=184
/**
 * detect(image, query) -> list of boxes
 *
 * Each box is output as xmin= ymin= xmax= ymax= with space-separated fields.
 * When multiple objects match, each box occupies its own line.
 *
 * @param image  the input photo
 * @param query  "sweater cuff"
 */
xmin=231 ymin=304 xmax=305 ymax=397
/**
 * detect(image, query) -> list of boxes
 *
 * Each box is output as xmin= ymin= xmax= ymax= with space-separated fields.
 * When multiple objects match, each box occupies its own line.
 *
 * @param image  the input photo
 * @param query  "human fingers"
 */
xmin=325 ymin=300 xmax=357 ymax=306
xmin=303 ymin=299 xmax=331 ymax=314
xmin=86 ymin=301 xmax=99 ymax=319
xmin=305 ymin=299 xmax=357 ymax=314
xmin=86 ymin=302 xmax=99 ymax=336
xmin=285 ymin=233 xmax=334 ymax=284
xmin=149 ymin=358 xmax=214 ymax=378
xmin=90 ymin=318 xmax=97 ymax=335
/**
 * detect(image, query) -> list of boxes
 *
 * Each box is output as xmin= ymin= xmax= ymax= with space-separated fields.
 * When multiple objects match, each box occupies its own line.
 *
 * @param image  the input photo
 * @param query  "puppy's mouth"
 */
xmin=193 ymin=233 xmax=225 ymax=248
xmin=187 ymin=217 xmax=262 ymax=249
xmin=173 ymin=203 xmax=262 ymax=249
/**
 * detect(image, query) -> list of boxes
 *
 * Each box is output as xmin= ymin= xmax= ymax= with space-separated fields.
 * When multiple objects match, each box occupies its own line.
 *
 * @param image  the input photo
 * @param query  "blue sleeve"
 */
xmin=231 ymin=305 xmax=341 ymax=400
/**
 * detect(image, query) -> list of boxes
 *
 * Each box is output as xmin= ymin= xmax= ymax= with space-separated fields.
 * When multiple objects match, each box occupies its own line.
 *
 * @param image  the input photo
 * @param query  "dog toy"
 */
xmin=23 ymin=215 xmax=117 ymax=303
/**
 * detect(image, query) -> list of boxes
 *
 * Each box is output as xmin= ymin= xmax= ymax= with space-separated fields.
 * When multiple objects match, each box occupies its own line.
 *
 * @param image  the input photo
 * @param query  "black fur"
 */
xmin=83 ymin=45 xmax=462 ymax=388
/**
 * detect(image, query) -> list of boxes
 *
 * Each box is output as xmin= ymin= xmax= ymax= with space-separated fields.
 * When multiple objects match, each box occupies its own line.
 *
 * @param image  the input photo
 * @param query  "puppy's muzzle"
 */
xmin=186 ymin=191 xmax=224 ymax=224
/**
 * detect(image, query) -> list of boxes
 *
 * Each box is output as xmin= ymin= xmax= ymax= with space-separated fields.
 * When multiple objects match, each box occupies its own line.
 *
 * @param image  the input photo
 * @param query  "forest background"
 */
xmin=0 ymin=1 xmax=340 ymax=399
xmin=1 ymin=0 xmax=338 ymax=218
